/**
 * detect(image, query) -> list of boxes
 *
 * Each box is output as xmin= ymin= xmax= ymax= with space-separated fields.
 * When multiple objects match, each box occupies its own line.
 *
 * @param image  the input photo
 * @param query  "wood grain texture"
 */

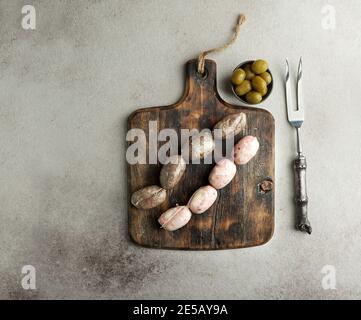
xmin=127 ymin=59 xmax=275 ymax=250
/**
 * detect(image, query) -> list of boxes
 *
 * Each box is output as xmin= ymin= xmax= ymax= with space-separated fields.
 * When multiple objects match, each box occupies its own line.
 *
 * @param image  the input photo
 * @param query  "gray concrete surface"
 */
xmin=0 ymin=0 xmax=360 ymax=299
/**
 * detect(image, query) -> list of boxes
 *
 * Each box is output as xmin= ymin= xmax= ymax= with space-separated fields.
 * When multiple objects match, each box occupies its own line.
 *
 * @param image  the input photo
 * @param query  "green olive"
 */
xmin=258 ymin=86 xmax=268 ymax=96
xmin=245 ymin=91 xmax=262 ymax=104
xmin=244 ymin=64 xmax=255 ymax=80
xmin=251 ymin=76 xmax=267 ymax=93
xmin=251 ymin=59 xmax=269 ymax=74
xmin=231 ymin=68 xmax=246 ymax=85
xmin=235 ymin=80 xmax=252 ymax=96
xmin=260 ymin=72 xmax=272 ymax=85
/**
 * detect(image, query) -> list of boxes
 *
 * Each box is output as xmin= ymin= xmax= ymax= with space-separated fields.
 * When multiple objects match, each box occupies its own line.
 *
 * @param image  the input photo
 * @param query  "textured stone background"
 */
xmin=0 ymin=0 xmax=360 ymax=299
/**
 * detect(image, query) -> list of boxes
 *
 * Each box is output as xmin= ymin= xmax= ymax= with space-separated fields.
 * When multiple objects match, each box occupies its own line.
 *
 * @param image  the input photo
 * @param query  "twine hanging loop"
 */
xmin=197 ymin=14 xmax=246 ymax=74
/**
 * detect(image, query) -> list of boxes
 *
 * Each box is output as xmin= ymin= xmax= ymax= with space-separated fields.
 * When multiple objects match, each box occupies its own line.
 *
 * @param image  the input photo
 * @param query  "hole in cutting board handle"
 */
xmin=196 ymin=68 xmax=208 ymax=80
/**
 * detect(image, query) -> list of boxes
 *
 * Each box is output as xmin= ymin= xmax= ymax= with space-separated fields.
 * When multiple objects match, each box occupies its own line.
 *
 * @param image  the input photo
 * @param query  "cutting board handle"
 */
xmin=184 ymin=59 xmax=218 ymax=98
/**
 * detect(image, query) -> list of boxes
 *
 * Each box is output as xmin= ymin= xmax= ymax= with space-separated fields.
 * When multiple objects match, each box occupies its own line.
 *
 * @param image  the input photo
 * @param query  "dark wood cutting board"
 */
xmin=127 ymin=59 xmax=275 ymax=250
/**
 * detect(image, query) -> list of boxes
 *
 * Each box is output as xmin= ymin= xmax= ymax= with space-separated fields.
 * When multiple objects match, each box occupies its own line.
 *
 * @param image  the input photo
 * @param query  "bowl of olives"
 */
xmin=231 ymin=59 xmax=273 ymax=105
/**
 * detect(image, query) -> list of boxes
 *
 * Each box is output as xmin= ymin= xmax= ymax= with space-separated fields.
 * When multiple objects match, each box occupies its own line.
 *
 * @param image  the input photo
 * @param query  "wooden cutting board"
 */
xmin=127 ymin=59 xmax=274 ymax=250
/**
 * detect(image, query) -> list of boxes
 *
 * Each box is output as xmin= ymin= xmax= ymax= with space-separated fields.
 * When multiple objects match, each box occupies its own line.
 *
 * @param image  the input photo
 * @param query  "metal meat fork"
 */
xmin=285 ymin=58 xmax=312 ymax=235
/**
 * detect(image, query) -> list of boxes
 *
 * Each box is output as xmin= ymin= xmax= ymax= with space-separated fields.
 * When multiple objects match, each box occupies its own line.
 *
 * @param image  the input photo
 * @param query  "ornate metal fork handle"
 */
xmin=285 ymin=58 xmax=312 ymax=235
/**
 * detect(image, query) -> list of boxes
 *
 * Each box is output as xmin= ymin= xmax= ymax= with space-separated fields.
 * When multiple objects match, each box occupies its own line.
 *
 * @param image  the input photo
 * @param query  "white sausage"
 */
xmin=233 ymin=136 xmax=259 ymax=165
xmin=188 ymin=185 xmax=218 ymax=214
xmin=158 ymin=206 xmax=192 ymax=231
xmin=209 ymin=159 xmax=237 ymax=189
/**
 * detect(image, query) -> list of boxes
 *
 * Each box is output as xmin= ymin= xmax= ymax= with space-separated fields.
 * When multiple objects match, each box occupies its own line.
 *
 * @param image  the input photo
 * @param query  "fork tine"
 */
xmin=285 ymin=58 xmax=290 ymax=81
xmin=285 ymin=59 xmax=293 ymax=118
xmin=297 ymin=57 xmax=303 ymax=81
xmin=297 ymin=57 xmax=303 ymax=112
xmin=286 ymin=58 xmax=304 ymax=126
